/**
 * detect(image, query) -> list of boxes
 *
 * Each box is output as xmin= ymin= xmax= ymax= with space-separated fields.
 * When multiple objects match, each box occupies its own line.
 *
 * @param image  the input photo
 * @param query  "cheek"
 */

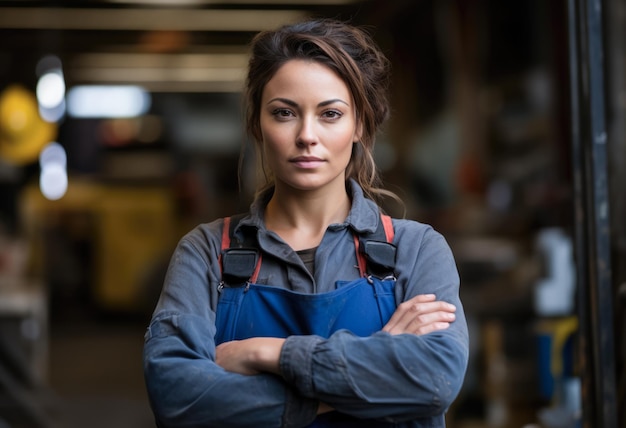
xmin=261 ymin=131 xmax=281 ymax=158
xmin=338 ymin=130 xmax=357 ymax=156
xmin=259 ymin=131 xmax=285 ymax=171
xmin=259 ymin=122 xmax=275 ymax=152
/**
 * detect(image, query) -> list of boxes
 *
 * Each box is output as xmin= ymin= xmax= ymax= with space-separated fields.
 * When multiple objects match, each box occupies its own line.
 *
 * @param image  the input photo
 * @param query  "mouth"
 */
xmin=289 ymin=156 xmax=325 ymax=168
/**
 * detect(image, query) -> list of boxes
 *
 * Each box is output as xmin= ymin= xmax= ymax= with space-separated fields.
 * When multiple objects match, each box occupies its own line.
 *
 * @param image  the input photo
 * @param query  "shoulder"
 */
xmin=175 ymin=218 xmax=227 ymax=261
xmin=390 ymin=218 xmax=454 ymax=257
xmin=391 ymin=218 xmax=459 ymax=296
xmin=390 ymin=217 xmax=435 ymax=241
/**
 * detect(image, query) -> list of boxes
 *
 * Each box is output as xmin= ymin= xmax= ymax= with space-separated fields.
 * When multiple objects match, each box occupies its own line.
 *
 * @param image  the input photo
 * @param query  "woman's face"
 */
xmin=259 ymin=59 xmax=361 ymax=193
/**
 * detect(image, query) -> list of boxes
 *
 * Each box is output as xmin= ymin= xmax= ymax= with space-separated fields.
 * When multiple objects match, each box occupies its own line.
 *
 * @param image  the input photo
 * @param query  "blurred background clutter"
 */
xmin=0 ymin=1 xmax=624 ymax=427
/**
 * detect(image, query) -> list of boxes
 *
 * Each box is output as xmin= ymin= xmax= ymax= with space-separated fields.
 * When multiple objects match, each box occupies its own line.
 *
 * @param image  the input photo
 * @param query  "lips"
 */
xmin=290 ymin=156 xmax=325 ymax=169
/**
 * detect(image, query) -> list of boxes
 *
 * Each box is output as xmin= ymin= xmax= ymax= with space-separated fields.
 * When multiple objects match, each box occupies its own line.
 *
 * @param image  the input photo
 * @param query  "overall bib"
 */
xmin=215 ymin=215 xmax=398 ymax=427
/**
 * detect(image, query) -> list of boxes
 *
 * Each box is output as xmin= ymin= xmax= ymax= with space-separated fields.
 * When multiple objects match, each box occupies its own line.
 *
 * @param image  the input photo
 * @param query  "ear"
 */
xmin=354 ymin=120 xmax=363 ymax=143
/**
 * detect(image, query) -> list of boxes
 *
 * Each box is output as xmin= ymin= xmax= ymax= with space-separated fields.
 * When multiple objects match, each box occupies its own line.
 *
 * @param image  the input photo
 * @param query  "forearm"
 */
xmin=216 ymin=337 xmax=285 ymax=375
xmin=279 ymin=328 xmax=468 ymax=421
xmin=215 ymin=337 xmax=336 ymax=417
xmin=143 ymin=313 xmax=318 ymax=428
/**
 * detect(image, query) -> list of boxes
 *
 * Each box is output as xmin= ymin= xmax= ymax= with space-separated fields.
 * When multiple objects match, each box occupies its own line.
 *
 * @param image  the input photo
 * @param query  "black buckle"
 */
xmin=361 ymin=240 xmax=396 ymax=279
xmin=221 ymin=248 xmax=259 ymax=286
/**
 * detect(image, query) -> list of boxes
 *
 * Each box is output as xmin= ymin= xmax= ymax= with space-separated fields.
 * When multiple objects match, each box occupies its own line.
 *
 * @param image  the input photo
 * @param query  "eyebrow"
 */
xmin=267 ymin=97 xmax=350 ymax=107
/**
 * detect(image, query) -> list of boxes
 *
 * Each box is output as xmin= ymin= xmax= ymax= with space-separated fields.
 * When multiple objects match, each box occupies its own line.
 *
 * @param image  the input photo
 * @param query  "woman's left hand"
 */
xmin=382 ymin=293 xmax=456 ymax=336
xmin=215 ymin=337 xmax=285 ymax=376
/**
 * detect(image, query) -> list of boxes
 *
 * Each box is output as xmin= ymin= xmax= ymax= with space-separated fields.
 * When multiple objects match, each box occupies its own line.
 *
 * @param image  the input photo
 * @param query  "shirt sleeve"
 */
xmin=278 ymin=224 xmax=469 ymax=422
xmin=143 ymin=234 xmax=319 ymax=428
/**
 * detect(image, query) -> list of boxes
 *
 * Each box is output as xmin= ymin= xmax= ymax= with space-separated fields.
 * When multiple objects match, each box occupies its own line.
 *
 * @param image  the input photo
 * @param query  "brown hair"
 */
xmin=244 ymin=18 xmax=396 ymax=204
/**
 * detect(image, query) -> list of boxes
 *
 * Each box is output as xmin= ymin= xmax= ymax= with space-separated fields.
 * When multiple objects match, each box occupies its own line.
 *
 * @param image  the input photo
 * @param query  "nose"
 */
xmin=296 ymin=117 xmax=317 ymax=146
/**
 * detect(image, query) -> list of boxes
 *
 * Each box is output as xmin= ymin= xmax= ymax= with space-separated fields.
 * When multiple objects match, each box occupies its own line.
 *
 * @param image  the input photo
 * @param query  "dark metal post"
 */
xmin=568 ymin=0 xmax=618 ymax=426
xmin=566 ymin=2 xmax=593 ymax=426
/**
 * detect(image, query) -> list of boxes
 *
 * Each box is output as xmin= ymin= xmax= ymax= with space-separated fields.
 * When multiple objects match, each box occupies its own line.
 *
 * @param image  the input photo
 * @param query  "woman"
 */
xmin=143 ymin=19 xmax=468 ymax=427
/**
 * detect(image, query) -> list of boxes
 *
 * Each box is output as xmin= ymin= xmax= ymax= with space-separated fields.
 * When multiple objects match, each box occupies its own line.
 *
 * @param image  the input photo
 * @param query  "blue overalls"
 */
xmin=216 ymin=215 xmax=398 ymax=427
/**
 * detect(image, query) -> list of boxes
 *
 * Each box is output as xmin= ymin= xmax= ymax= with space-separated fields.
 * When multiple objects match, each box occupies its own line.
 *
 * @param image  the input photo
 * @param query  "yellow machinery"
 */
xmin=19 ymin=179 xmax=178 ymax=314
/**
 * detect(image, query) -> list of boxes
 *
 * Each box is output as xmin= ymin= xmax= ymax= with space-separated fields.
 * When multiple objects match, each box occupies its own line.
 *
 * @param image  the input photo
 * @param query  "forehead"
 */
xmin=262 ymin=59 xmax=352 ymax=101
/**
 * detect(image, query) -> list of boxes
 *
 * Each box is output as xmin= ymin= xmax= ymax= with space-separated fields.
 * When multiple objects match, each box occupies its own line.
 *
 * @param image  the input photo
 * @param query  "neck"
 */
xmin=265 ymin=182 xmax=351 ymax=250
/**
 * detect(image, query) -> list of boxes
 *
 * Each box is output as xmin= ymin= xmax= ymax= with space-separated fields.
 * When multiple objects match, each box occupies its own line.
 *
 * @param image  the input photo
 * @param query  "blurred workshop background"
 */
xmin=0 ymin=1 xmax=624 ymax=427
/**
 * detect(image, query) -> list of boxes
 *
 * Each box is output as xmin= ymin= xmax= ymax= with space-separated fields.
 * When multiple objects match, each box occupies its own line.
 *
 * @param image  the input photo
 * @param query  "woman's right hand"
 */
xmin=382 ymin=294 xmax=456 ymax=336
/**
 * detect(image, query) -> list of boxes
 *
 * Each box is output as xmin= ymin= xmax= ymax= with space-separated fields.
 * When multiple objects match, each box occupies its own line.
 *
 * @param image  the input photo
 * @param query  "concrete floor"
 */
xmin=46 ymin=318 xmax=155 ymax=428
xmin=1 ymin=314 xmax=156 ymax=428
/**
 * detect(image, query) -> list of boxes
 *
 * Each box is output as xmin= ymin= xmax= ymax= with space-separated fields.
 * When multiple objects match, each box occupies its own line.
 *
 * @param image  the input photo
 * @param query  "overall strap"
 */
xmin=220 ymin=215 xmax=262 ymax=286
xmin=221 ymin=212 xmax=396 ymax=284
xmin=354 ymin=213 xmax=397 ymax=279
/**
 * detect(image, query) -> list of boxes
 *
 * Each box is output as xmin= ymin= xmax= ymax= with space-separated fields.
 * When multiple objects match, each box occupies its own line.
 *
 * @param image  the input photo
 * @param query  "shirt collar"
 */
xmin=236 ymin=179 xmax=381 ymax=237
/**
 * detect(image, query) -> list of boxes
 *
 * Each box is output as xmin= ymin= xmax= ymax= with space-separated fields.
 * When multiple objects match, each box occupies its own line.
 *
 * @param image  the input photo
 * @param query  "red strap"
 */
xmin=218 ymin=217 xmax=231 ymax=276
xmin=354 ymin=234 xmax=367 ymax=277
xmin=381 ymin=214 xmax=394 ymax=242
xmin=250 ymin=254 xmax=262 ymax=283
xmin=221 ymin=217 xmax=231 ymax=251
xmin=224 ymin=214 xmax=392 ymax=280
xmin=354 ymin=214 xmax=394 ymax=277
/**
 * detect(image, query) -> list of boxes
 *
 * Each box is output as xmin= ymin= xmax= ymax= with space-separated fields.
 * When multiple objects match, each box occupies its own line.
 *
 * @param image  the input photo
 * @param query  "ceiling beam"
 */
xmin=0 ymin=7 xmax=309 ymax=31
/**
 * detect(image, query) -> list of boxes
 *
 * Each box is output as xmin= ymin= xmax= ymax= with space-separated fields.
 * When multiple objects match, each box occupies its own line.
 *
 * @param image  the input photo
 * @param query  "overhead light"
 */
xmin=37 ymin=70 xmax=65 ymax=110
xmin=66 ymin=85 xmax=151 ymax=118
xmin=40 ymin=141 xmax=67 ymax=169
xmin=35 ymin=55 xmax=67 ymax=122
xmin=39 ymin=142 xmax=68 ymax=201
xmin=0 ymin=8 xmax=308 ymax=31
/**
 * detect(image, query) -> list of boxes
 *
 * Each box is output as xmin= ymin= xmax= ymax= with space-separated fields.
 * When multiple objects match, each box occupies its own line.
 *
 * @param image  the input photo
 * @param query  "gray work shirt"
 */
xmin=143 ymin=180 xmax=469 ymax=427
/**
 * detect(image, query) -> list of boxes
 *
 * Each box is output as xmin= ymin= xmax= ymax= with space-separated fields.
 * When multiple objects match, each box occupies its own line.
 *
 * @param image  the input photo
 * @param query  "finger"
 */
xmin=405 ymin=293 xmax=438 ymax=305
xmin=215 ymin=342 xmax=232 ymax=367
xmin=384 ymin=297 xmax=455 ymax=333
xmin=385 ymin=308 xmax=456 ymax=335
xmin=383 ymin=294 xmax=437 ymax=331
xmin=389 ymin=313 xmax=454 ymax=336
xmin=409 ymin=321 xmax=452 ymax=336
xmin=408 ymin=310 xmax=456 ymax=331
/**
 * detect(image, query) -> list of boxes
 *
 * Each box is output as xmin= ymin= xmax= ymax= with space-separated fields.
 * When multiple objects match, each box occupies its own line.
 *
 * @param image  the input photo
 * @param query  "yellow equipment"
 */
xmin=0 ymin=85 xmax=57 ymax=165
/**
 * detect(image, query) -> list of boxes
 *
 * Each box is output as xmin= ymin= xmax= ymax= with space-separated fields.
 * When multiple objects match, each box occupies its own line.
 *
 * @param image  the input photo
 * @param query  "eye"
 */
xmin=271 ymin=108 xmax=294 ymax=119
xmin=322 ymin=109 xmax=343 ymax=120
